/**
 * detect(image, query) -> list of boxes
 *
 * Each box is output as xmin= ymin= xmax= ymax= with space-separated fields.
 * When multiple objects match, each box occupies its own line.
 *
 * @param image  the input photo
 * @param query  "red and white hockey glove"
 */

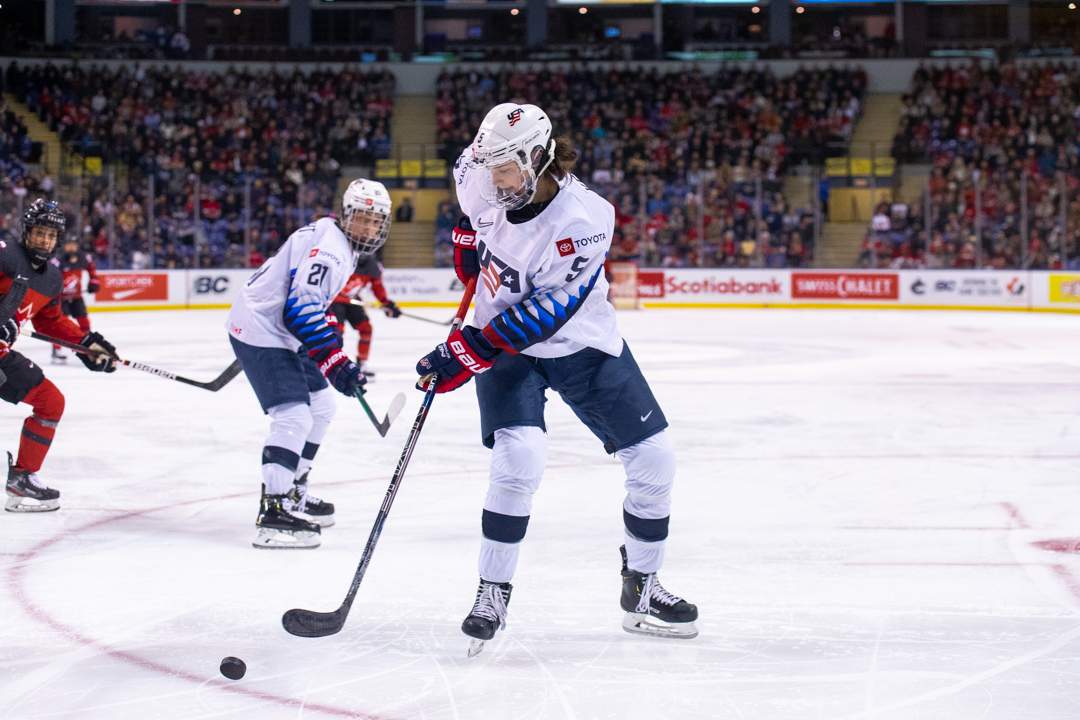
xmin=452 ymin=217 xmax=480 ymax=285
xmin=415 ymin=326 xmax=497 ymax=393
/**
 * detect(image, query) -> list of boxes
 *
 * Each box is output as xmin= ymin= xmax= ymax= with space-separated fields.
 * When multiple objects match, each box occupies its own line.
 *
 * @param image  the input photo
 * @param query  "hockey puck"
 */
xmin=219 ymin=656 xmax=246 ymax=680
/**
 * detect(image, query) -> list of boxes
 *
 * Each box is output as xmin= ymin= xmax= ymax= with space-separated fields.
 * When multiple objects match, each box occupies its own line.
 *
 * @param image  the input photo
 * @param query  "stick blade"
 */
xmin=282 ymin=607 xmax=347 ymax=638
xmin=205 ymin=360 xmax=243 ymax=391
xmin=385 ymin=392 xmax=406 ymax=425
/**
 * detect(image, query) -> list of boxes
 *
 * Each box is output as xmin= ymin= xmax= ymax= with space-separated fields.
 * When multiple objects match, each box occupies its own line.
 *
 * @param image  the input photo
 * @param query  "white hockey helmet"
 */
xmin=339 ymin=178 xmax=391 ymax=256
xmin=471 ymin=102 xmax=555 ymax=211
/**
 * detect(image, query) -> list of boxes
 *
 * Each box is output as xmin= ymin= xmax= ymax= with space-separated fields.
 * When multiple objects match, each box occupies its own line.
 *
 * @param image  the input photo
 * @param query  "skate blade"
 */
xmin=252 ymin=527 xmax=321 ymax=549
xmin=622 ymin=613 xmax=698 ymax=639
xmin=5 ymin=495 xmax=60 ymax=513
xmin=466 ymin=639 xmax=486 ymax=658
xmin=298 ymin=512 xmax=335 ymax=528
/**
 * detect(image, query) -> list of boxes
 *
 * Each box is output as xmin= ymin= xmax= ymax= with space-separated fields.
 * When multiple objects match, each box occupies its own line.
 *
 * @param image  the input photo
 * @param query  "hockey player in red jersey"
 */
xmin=51 ymin=238 xmax=100 ymax=363
xmin=326 ymin=253 xmax=402 ymax=378
xmin=1 ymin=199 xmax=118 ymax=512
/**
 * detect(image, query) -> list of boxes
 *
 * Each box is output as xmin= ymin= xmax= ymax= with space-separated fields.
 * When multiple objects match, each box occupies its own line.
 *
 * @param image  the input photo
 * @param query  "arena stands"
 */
xmin=435 ymin=65 xmax=865 ymax=267
xmin=3 ymin=61 xmax=394 ymax=267
xmin=869 ymin=62 xmax=1080 ymax=269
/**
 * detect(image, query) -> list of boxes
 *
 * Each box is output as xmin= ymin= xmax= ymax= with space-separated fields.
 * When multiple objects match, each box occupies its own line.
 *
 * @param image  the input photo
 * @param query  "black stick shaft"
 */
xmin=332 ymin=278 xmax=477 ymax=617
xmin=24 ymin=329 xmax=240 ymax=391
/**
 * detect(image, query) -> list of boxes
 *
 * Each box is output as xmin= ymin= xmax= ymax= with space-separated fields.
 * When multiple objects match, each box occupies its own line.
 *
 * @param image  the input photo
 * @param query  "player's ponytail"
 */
xmin=546 ymin=136 xmax=578 ymax=181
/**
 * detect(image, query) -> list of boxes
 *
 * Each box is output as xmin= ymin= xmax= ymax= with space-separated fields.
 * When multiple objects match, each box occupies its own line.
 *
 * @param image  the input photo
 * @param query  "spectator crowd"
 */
xmin=2 ymin=61 xmax=395 ymax=267
xmin=868 ymin=62 xmax=1080 ymax=269
xmin=434 ymin=65 xmax=866 ymax=268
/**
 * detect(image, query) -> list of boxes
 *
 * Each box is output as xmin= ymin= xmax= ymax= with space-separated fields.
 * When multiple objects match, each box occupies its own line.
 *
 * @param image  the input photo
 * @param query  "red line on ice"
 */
xmin=6 ymin=491 xmax=391 ymax=720
xmin=998 ymin=502 xmax=1030 ymax=529
xmin=998 ymin=502 xmax=1080 ymax=604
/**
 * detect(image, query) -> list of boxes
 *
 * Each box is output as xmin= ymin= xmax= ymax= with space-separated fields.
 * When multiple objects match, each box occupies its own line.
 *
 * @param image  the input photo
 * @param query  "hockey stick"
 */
xmin=354 ymin=388 xmax=406 ymax=438
xmin=349 ymin=299 xmax=453 ymax=326
xmin=282 ymin=277 xmax=477 ymax=638
xmin=22 ymin=328 xmax=243 ymax=392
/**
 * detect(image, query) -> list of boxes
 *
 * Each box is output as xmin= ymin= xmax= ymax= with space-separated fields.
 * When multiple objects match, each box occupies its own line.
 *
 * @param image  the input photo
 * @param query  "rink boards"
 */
xmin=80 ymin=267 xmax=1080 ymax=314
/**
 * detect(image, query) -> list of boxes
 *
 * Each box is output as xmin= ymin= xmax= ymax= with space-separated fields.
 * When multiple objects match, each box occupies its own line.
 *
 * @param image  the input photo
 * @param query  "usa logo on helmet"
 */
xmin=507 ymin=108 xmax=524 ymax=126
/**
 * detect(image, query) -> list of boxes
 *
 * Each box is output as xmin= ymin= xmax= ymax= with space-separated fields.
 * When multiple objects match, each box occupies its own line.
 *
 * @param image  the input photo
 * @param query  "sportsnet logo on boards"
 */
xmin=96 ymin=273 xmax=169 ymax=302
xmin=506 ymin=108 xmax=524 ymax=126
xmin=556 ymin=238 xmax=575 ymax=257
xmin=791 ymin=272 xmax=898 ymax=300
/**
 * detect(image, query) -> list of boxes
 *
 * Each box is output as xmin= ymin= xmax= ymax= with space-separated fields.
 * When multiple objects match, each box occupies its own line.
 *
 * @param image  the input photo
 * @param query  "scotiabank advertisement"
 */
xmin=636 ymin=269 xmax=788 ymax=304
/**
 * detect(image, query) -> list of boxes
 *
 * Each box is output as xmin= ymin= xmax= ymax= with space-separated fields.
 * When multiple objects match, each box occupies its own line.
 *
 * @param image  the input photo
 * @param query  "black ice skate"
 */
xmin=253 ymin=487 xmax=321 ymax=549
xmin=50 ymin=346 xmax=67 ymax=364
xmin=462 ymin=579 xmax=512 ymax=657
xmin=285 ymin=471 xmax=335 ymax=527
xmin=619 ymin=545 xmax=698 ymax=639
xmin=5 ymin=452 xmax=60 ymax=513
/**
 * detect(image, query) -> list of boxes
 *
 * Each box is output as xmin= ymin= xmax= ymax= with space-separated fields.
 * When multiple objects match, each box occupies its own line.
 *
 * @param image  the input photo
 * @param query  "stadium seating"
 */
xmin=435 ymin=66 xmax=866 ymax=267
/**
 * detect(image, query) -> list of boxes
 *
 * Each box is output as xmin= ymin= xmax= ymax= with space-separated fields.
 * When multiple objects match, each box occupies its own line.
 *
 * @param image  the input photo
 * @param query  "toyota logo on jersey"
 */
xmin=507 ymin=108 xmax=524 ymax=126
xmin=556 ymin=238 xmax=575 ymax=257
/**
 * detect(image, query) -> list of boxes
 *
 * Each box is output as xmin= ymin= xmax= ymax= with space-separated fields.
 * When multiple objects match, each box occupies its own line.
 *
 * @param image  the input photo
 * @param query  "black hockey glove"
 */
xmin=0 ymin=318 xmax=19 ymax=347
xmin=0 ymin=276 xmax=29 ymax=347
xmin=78 ymin=331 xmax=117 ymax=373
xmin=382 ymin=300 xmax=402 ymax=319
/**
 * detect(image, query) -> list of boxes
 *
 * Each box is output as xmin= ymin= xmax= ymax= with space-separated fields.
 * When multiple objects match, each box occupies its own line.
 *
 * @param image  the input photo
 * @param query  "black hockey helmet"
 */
xmin=21 ymin=198 xmax=66 ymax=265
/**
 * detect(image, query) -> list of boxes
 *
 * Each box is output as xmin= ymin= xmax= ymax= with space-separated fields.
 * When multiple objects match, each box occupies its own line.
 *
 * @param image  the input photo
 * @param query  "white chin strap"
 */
xmin=525 ymin=139 xmax=557 ymax=204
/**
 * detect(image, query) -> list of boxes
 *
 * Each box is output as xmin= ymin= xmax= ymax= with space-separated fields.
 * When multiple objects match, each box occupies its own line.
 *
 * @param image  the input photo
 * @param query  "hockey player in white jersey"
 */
xmin=414 ymin=104 xmax=698 ymax=654
xmin=228 ymin=179 xmax=391 ymax=548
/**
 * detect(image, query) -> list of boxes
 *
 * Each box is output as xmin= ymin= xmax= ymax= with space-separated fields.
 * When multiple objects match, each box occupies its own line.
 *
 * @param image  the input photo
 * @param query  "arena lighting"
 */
xmin=795 ymin=5 xmax=805 ymax=12
xmin=1070 ymin=2 xmax=1077 ymax=9
xmin=233 ymin=7 xmax=241 ymax=15
xmin=751 ymin=5 xmax=760 ymax=12
xmin=579 ymin=6 xmax=588 ymax=13
xmin=510 ymin=7 xmax=519 ymax=14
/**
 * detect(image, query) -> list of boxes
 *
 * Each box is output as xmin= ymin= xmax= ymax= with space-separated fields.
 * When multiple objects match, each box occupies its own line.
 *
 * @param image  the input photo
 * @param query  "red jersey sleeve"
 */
xmin=32 ymin=298 xmax=85 ymax=344
xmin=369 ymin=276 xmax=390 ymax=304
xmin=333 ymin=273 xmax=365 ymax=305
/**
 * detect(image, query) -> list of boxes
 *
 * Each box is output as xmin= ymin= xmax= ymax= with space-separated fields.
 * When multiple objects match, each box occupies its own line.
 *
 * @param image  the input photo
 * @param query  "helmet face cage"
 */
xmin=341 ymin=205 xmax=390 ymax=256
xmin=477 ymin=140 xmax=555 ymax=211
xmin=22 ymin=199 xmax=66 ymax=264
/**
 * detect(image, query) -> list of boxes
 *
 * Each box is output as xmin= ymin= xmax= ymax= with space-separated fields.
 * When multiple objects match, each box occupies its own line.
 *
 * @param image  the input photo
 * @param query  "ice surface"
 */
xmin=2 ymin=307 xmax=1079 ymax=719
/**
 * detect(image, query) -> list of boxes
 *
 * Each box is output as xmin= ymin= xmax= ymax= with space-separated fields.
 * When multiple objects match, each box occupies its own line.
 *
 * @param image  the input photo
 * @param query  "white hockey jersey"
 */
xmin=227 ymin=217 xmax=355 ymax=351
xmin=454 ymin=150 xmax=622 ymax=359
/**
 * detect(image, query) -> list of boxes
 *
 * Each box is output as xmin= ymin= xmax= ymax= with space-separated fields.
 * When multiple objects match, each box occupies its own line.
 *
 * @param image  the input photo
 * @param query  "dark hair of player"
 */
xmin=545 ymin=136 xmax=578 ymax=181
